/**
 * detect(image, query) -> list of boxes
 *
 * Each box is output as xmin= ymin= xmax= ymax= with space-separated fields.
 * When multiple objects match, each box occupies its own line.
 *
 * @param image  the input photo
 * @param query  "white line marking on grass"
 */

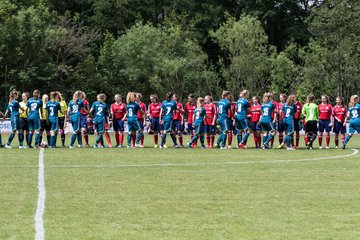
xmin=35 ymin=148 xmax=45 ymax=240
xmin=43 ymin=148 xmax=358 ymax=169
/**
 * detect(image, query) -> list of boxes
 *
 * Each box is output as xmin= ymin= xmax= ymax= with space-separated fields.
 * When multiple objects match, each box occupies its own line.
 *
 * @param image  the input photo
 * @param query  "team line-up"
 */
xmin=1 ymin=89 xmax=359 ymax=150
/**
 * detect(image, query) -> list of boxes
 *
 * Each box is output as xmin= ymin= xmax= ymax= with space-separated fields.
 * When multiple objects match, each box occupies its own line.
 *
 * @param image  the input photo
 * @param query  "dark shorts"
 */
xmin=305 ymin=121 xmax=318 ymax=133
xmin=113 ymin=119 xmax=125 ymax=132
xmin=250 ymin=121 xmax=261 ymax=131
xmin=333 ymin=120 xmax=346 ymax=134
xmin=318 ymin=119 xmax=331 ymax=133
xmin=41 ymin=120 xmax=51 ymax=132
xmin=204 ymin=125 xmax=215 ymax=134
xmin=172 ymin=120 xmax=183 ymax=132
xmin=236 ymin=118 xmax=250 ymax=131
xmin=260 ymin=122 xmax=276 ymax=132
xmin=294 ymin=119 xmax=302 ymax=131
xmin=187 ymin=123 xmax=194 ymax=132
xmin=194 ymin=122 xmax=204 ymax=135
xmin=59 ymin=117 xmax=65 ymax=131
xmin=80 ymin=115 xmax=87 ymax=128
xmin=20 ymin=118 xmax=29 ymax=131
xmin=150 ymin=118 xmax=163 ymax=132
xmin=277 ymin=120 xmax=285 ymax=132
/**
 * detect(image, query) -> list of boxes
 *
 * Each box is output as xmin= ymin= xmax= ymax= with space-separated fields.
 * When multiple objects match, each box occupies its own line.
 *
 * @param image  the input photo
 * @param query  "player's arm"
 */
xmin=257 ymin=115 xmax=263 ymax=126
xmin=212 ymin=106 xmax=217 ymax=125
xmin=159 ymin=108 xmax=164 ymax=123
xmin=2 ymin=109 xmax=8 ymax=120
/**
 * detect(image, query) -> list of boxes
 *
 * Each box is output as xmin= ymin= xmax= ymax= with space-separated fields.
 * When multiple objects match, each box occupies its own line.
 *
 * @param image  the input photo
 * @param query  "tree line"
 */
xmin=0 ymin=0 xmax=359 ymax=107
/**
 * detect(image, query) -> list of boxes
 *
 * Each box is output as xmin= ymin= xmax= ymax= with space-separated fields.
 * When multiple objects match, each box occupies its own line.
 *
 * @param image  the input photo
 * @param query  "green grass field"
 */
xmin=0 ymin=133 xmax=359 ymax=239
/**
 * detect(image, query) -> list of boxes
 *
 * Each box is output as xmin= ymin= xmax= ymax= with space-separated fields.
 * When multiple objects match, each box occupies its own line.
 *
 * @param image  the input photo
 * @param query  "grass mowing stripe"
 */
xmin=35 ymin=148 xmax=46 ymax=240
xmin=43 ymin=148 xmax=360 ymax=168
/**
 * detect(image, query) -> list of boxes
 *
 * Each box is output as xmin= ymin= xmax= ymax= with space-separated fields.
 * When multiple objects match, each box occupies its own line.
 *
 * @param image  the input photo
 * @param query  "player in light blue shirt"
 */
xmin=187 ymin=97 xmax=209 ymax=148
xmin=26 ymin=90 xmax=43 ymax=148
xmin=258 ymin=92 xmax=277 ymax=149
xmin=90 ymin=93 xmax=110 ymax=148
xmin=3 ymin=90 xmax=25 ymax=148
xmin=215 ymin=91 xmax=233 ymax=149
xmin=276 ymin=95 xmax=297 ymax=150
xmin=159 ymin=92 xmax=179 ymax=148
xmin=46 ymin=92 xmax=62 ymax=147
xmin=343 ymin=95 xmax=360 ymax=149
xmin=235 ymin=90 xmax=251 ymax=149
xmin=67 ymin=91 xmax=86 ymax=148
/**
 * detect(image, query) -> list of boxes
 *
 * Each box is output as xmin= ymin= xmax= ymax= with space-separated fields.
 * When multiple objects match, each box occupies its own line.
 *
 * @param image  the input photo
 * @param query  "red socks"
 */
xmin=279 ymin=132 xmax=283 ymax=144
xmin=154 ymin=134 xmax=158 ymax=145
xmin=115 ymin=133 xmax=119 ymax=146
xmin=84 ymin=134 xmax=89 ymax=145
xmin=228 ymin=133 xmax=233 ymax=146
xmin=326 ymin=135 xmax=330 ymax=146
xmin=105 ymin=133 xmax=112 ymax=146
xmin=179 ymin=135 xmax=183 ymax=146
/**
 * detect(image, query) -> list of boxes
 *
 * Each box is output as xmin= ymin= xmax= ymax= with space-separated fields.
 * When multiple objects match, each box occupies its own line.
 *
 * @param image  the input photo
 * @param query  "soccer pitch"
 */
xmin=0 ymin=135 xmax=359 ymax=239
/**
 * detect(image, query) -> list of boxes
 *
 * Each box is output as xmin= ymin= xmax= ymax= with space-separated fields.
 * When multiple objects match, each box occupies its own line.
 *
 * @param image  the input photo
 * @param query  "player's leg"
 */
xmin=318 ymin=120 xmax=324 ymax=149
xmin=81 ymin=115 xmax=89 ymax=146
xmin=325 ymin=120 xmax=331 ymax=149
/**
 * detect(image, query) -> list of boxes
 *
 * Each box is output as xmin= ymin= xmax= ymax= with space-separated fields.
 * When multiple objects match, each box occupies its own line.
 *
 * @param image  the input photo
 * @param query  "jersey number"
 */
xmin=352 ymin=110 xmax=358 ymax=118
xmin=263 ymin=108 xmax=269 ymax=116
xmin=50 ymin=107 xmax=54 ymax=116
xmin=219 ymin=105 xmax=223 ymax=114
xmin=128 ymin=109 xmax=133 ymax=117
xmin=237 ymin=104 xmax=242 ymax=113
xmin=31 ymin=103 xmax=37 ymax=111
xmin=72 ymin=105 xmax=78 ymax=113
xmin=166 ymin=107 xmax=171 ymax=115
xmin=97 ymin=107 xmax=103 ymax=116
xmin=285 ymin=108 xmax=291 ymax=117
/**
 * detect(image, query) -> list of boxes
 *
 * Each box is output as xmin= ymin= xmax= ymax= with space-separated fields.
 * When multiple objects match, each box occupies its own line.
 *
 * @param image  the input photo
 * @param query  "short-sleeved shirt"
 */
xmin=173 ymin=102 xmax=183 ymax=121
xmin=137 ymin=102 xmax=147 ymax=120
xmin=302 ymin=103 xmax=319 ymax=121
xmin=126 ymin=102 xmax=141 ymax=121
xmin=204 ymin=103 xmax=216 ymax=125
xmin=26 ymin=98 xmax=43 ymax=120
xmin=236 ymin=98 xmax=250 ymax=120
xmin=260 ymin=101 xmax=275 ymax=123
xmin=282 ymin=104 xmax=297 ymax=121
xmin=46 ymin=101 xmax=61 ymax=119
xmin=7 ymin=100 xmax=21 ymax=119
xmin=217 ymin=99 xmax=231 ymax=121
xmin=250 ymin=104 xmax=262 ymax=122
xmin=318 ymin=104 xmax=332 ymax=120
xmin=19 ymin=101 xmax=27 ymax=118
xmin=68 ymin=100 xmax=84 ymax=118
xmin=161 ymin=100 xmax=177 ymax=120
xmin=91 ymin=101 xmax=108 ymax=123
xmin=148 ymin=103 xmax=161 ymax=118
xmin=184 ymin=103 xmax=196 ymax=123
xmin=332 ymin=105 xmax=347 ymax=123
xmin=58 ymin=100 xmax=68 ymax=118
xmin=194 ymin=107 xmax=206 ymax=125
xmin=111 ymin=103 xmax=126 ymax=120
xmin=349 ymin=106 xmax=360 ymax=121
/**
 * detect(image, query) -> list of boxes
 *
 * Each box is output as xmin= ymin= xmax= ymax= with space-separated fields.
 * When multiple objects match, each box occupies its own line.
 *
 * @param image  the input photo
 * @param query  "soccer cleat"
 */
xmin=227 ymin=145 xmax=232 ymax=149
xmin=154 ymin=144 xmax=158 ymax=148
xmin=85 ymin=144 xmax=90 ymax=148
xmin=0 ymin=144 xmax=5 ymax=148
xmin=187 ymin=142 xmax=193 ymax=148
xmin=108 ymin=145 xmax=113 ymax=148
xmin=174 ymin=145 xmax=180 ymax=148
xmin=287 ymin=147 xmax=295 ymax=151
xmin=220 ymin=147 xmax=227 ymax=150
xmin=78 ymin=145 xmax=83 ymax=148
xmin=319 ymin=146 xmax=323 ymax=150
xmin=18 ymin=146 xmax=25 ymax=149
xmin=140 ymin=145 xmax=144 ymax=148
xmin=93 ymin=145 xmax=98 ymax=148
xmin=342 ymin=144 xmax=346 ymax=150
xmin=163 ymin=144 xmax=168 ymax=148
xmin=325 ymin=146 xmax=330 ymax=150
xmin=69 ymin=146 xmax=75 ymax=149
xmin=127 ymin=145 xmax=131 ymax=148
xmin=201 ymin=146 xmax=207 ymax=149
xmin=117 ymin=145 xmax=122 ymax=148
xmin=276 ymin=144 xmax=284 ymax=149
xmin=335 ymin=146 xmax=338 ymax=149
xmin=135 ymin=143 xmax=141 ymax=148
xmin=159 ymin=145 xmax=163 ymax=149
xmin=263 ymin=143 xmax=270 ymax=149
xmin=214 ymin=143 xmax=220 ymax=148
xmin=5 ymin=145 xmax=12 ymax=149
xmin=62 ymin=145 xmax=66 ymax=148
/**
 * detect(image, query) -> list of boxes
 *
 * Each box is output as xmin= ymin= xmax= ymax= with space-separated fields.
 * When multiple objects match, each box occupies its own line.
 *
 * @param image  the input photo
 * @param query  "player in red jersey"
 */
xmin=268 ymin=92 xmax=278 ymax=148
xmin=148 ymin=94 xmax=163 ymax=148
xmin=110 ymin=94 xmax=126 ymax=147
xmin=172 ymin=94 xmax=184 ymax=147
xmin=293 ymin=96 xmax=303 ymax=148
xmin=331 ymin=96 xmax=347 ymax=148
xmin=80 ymin=91 xmax=90 ymax=147
xmin=277 ymin=93 xmax=286 ymax=145
xmin=184 ymin=94 xmax=196 ymax=147
xmin=204 ymin=95 xmax=217 ymax=148
xmin=227 ymin=96 xmax=236 ymax=148
xmin=318 ymin=95 xmax=332 ymax=149
xmin=250 ymin=96 xmax=262 ymax=148
xmin=135 ymin=93 xmax=146 ymax=147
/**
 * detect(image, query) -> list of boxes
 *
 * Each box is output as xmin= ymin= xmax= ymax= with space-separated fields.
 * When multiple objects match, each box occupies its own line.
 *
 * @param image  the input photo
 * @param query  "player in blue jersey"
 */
xmin=46 ymin=92 xmax=62 ymax=148
xmin=67 ymin=91 xmax=86 ymax=148
xmin=122 ymin=92 xmax=146 ymax=148
xmin=89 ymin=93 xmax=110 ymax=148
xmin=258 ymin=93 xmax=277 ymax=149
xmin=187 ymin=97 xmax=209 ymax=148
xmin=159 ymin=92 xmax=180 ymax=148
xmin=2 ymin=90 xmax=25 ymax=148
xmin=343 ymin=95 xmax=360 ymax=149
xmin=276 ymin=95 xmax=297 ymax=150
xmin=215 ymin=91 xmax=233 ymax=149
xmin=235 ymin=90 xmax=251 ymax=149
xmin=26 ymin=90 xmax=43 ymax=148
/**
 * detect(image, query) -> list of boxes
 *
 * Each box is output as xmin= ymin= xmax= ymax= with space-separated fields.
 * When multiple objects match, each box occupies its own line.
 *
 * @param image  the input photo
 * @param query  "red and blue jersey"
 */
xmin=148 ymin=103 xmax=161 ymax=118
xmin=204 ymin=103 xmax=216 ymax=125
xmin=318 ymin=104 xmax=332 ymax=120
xmin=332 ymin=105 xmax=347 ymax=123
xmin=184 ymin=103 xmax=196 ymax=124
xmin=173 ymin=102 xmax=183 ymax=120
xmin=111 ymin=103 xmax=126 ymax=120
xmin=250 ymin=104 xmax=261 ymax=123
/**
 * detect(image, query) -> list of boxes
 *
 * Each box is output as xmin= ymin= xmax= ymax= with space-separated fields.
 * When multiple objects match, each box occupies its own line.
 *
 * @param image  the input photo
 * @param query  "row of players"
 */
xmin=1 ymin=89 xmax=359 ymax=150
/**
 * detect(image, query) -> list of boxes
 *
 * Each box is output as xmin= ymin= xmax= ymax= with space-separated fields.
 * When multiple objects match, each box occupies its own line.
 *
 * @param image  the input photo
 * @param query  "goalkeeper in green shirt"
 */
xmin=302 ymin=94 xmax=319 ymax=149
